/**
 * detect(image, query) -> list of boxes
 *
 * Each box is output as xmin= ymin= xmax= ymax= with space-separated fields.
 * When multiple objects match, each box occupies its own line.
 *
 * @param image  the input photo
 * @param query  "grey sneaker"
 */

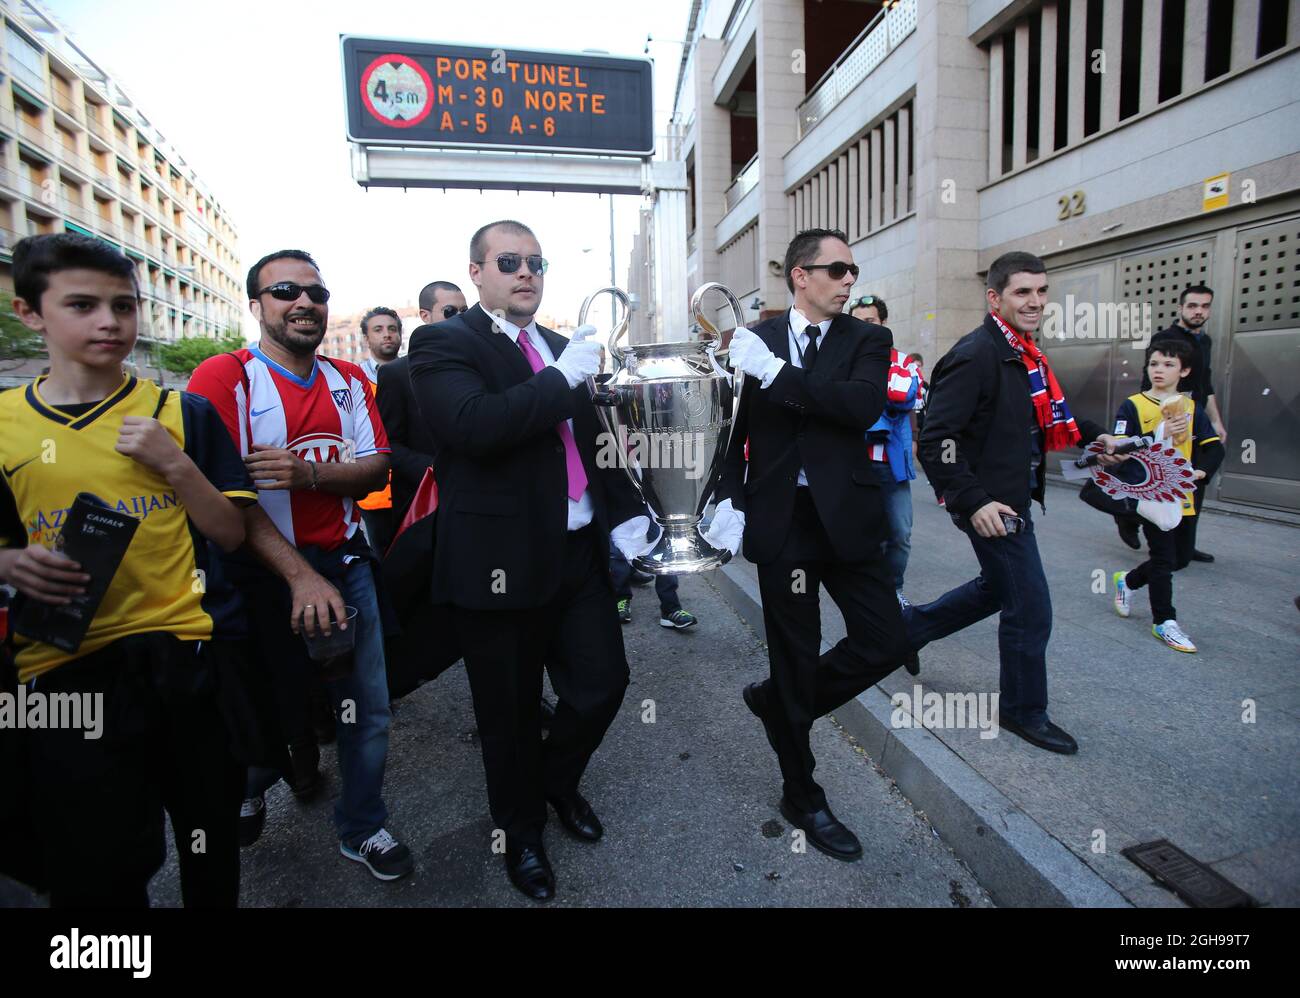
xmin=660 ymin=608 xmax=698 ymax=629
xmin=340 ymin=828 xmax=414 ymax=881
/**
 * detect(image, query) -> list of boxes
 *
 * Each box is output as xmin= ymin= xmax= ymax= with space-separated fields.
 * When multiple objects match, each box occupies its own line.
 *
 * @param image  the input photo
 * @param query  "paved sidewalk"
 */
xmin=13 ymin=572 xmax=986 ymax=908
xmin=719 ymin=479 xmax=1300 ymax=907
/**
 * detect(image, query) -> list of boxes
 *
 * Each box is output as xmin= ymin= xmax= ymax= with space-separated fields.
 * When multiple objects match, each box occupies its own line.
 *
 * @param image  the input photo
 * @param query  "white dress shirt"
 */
xmin=785 ymin=307 xmax=833 ymax=487
xmin=490 ymin=312 xmax=595 ymax=531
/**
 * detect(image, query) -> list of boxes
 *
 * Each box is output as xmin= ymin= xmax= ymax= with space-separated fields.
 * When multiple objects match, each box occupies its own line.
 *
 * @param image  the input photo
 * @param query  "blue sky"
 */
xmin=46 ymin=0 xmax=694 ymax=333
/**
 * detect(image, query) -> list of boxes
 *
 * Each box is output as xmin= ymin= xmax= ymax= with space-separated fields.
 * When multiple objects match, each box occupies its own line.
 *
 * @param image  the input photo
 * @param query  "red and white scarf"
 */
xmin=991 ymin=312 xmax=1081 ymax=451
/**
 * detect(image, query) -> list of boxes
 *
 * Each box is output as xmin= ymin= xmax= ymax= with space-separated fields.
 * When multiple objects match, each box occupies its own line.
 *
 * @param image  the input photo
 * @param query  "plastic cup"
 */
xmin=302 ymin=605 xmax=358 ymax=680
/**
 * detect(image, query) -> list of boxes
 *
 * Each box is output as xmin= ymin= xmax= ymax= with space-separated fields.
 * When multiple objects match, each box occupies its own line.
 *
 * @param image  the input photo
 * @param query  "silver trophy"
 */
xmin=580 ymin=282 xmax=747 ymax=574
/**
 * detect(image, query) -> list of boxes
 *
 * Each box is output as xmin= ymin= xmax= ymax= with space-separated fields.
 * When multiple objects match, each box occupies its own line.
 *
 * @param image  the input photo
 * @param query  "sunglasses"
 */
xmin=257 ymin=282 xmax=330 ymax=304
xmin=801 ymin=261 xmax=860 ymax=280
xmin=475 ymin=253 xmax=548 ymax=276
xmin=441 ymin=304 xmax=468 ymax=319
xmin=850 ymin=295 xmax=882 ymax=310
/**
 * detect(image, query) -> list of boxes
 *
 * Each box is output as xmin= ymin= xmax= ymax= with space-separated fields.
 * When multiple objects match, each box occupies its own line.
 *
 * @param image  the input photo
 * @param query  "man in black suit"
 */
xmin=407 ymin=220 xmax=648 ymax=901
xmin=705 ymin=227 xmax=912 ymax=861
xmin=377 ymin=281 xmax=466 ymax=524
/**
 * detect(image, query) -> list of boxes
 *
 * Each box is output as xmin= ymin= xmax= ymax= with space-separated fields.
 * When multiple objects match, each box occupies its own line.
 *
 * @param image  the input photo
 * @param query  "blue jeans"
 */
xmin=608 ymin=547 xmax=680 ymax=614
xmin=903 ymin=510 xmax=1052 ymax=726
xmin=327 ymin=561 xmax=392 ymax=845
xmin=246 ymin=560 xmax=392 ymax=846
xmin=871 ymin=461 xmax=913 ymax=589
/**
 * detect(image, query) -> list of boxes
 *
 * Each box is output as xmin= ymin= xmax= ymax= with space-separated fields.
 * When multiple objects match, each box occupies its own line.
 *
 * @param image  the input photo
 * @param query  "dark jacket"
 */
xmin=716 ymin=309 xmax=892 ymax=565
xmin=407 ymin=304 xmax=643 ymax=609
xmin=376 ymin=355 xmax=438 ymax=524
xmin=1141 ymin=323 xmax=1215 ymax=408
xmin=919 ymin=313 xmax=1107 ymax=517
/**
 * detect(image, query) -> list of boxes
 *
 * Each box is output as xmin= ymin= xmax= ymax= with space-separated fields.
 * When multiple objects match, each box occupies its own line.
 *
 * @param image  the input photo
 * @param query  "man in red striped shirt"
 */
xmin=188 ymin=249 xmax=412 ymax=882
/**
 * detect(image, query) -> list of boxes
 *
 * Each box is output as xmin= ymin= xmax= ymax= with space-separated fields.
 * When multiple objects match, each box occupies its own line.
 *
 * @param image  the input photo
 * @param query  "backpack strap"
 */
xmin=151 ymin=387 xmax=171 ymax=419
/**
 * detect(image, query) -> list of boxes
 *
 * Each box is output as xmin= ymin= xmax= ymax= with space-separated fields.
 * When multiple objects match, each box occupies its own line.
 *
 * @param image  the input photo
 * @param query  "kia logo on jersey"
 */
xmin=286 ymin=432 xmax=352 ymax=464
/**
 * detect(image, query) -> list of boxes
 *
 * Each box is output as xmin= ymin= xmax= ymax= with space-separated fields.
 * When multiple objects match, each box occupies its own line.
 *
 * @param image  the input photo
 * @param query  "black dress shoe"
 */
xmin=1117 ymin=517 xmax=1142 ymax=550
xmin=999 ymin=716 xmax=1078 ymax=754
xmin=505 ymin=843 xmax=555 ymax=901
xmin=1191 ymin=549 xmax=1214 ymax=563
xmin=903 ymin=648 xmax=920 ymax=677
xmin=547 ymin=792 xmax=603 ymax=842
xmin=779 ymin=798 xmax=863 ymax=861
xmin=743 ymin=682 xmax=780 ymax=757
xmin=540 ymin=696 xmax=556 ymax=733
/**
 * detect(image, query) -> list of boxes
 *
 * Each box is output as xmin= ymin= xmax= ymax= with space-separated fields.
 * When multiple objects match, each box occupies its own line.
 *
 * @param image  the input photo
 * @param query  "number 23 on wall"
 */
xmin=1058 ymin=190 xmax=1086 ymax=220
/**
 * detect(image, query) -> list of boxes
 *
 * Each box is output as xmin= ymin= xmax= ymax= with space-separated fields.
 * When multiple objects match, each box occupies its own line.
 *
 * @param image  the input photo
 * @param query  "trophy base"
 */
xmin=633 ymin=521 xmax=732 ymax=575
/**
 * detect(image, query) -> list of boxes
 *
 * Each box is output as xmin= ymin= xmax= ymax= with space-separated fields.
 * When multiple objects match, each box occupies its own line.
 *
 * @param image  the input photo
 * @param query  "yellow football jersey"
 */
xmin=0 ymin=374 xmax=257 ymax=682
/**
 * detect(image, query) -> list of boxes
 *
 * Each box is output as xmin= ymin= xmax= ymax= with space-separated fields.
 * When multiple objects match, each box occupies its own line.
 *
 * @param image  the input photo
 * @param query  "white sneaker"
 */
xmin=1113 ymin=571 xmax=1131 ymax=618
xmin=1153 ymin=619 xmax=1196 ymax=653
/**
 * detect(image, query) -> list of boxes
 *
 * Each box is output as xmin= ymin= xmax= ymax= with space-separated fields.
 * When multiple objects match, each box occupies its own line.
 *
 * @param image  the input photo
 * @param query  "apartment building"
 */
xmin=0 ymin=0 xmax=243 ymax=376
xmin=662 ymin=0 xmax=1300 ymax=512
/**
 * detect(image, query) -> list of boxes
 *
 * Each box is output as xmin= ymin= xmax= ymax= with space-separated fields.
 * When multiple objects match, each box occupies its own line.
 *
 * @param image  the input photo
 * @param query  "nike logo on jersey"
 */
xmin=2 ymin=455 xmax=38 ymax=478
xmin=250 ymin=406 xmax=278 ymax=417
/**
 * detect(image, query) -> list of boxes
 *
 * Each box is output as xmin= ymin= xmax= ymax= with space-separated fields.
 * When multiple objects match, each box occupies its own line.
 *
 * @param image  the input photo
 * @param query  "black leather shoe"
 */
xmin=903 ymin=648 xmax=920 ymax=677
xmin=999 ymin=716 xmax=1078 ymax=754
xmin=505 ymin=843 xmax=555 ymax=901
xmin=287 ymin=740 xmax=322 ymax=800
xmin=547 ymin=792 xmax=603 ymax=842
xmin=779 ymin=798 xmax=863 ymax=861
xmin=743 ymin=682 xmax=780 ymax=757
xmin=540 ymin=696 xmax=556 ymax=733
xmin=1191 ymin=549 xmax=1215 ymax=563
xmin=1117 ymin=517 xmax=1141 ymax=550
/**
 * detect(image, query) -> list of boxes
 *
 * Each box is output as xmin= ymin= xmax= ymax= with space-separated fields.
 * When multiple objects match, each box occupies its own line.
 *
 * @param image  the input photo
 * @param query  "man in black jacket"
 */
xmin=705 ymin=228 xmax=912 ymax=862
xmin=909 ymin=252 xmax=1121 ymax=755
xmin=407 ymin=220 xmax=648 ymax=901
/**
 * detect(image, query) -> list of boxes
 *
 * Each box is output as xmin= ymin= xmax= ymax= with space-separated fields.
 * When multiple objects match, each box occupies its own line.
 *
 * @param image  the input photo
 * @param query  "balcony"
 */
xmin=85 ymin=114 xmax=112 ymax=146
xmin=724 ymin=154 xmax=759 ymax=212
xmin=51 ymin=80 xmax=81 ymax=122
xmin=15 ymin=118 xmax=56 ymax=156
xmin=796 ymin=0 xmax=917 ymax=139
xmin=7 ymin=55 xmax=47 ymax=96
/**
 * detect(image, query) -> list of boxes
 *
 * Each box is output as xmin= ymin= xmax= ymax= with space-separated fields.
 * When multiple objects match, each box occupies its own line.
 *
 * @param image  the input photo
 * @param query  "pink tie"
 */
xmin=517 ymin=328 xmax=589 ymax=502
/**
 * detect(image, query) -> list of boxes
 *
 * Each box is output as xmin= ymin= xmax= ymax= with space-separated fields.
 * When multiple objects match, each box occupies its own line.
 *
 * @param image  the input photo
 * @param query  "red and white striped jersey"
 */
xmin=870 ymin=348 xmax=919 ymax=462
xmin=188 ymin=346 xmax=389 ymax=551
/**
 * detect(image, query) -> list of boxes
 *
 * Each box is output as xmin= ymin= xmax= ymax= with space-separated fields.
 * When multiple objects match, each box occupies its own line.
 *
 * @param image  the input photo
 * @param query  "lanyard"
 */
xmin=787 ymin=314 xmax=822 ymax=368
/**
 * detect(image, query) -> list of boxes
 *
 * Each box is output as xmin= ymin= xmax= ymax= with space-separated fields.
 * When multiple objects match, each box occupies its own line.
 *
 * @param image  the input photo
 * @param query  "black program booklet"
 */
xmin=14 ymin=492 xmax=141 ymax=654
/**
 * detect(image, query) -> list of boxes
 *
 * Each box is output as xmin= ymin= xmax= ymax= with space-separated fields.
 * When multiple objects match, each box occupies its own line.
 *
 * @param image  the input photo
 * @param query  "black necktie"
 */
xmin=803 ymin=324 xmax=820 ymax=371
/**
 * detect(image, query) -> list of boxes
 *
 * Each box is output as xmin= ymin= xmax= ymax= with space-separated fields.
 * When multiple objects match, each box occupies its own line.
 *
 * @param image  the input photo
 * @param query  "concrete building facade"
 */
xmin=0 ymin=0 xmax=243 ymax=377
xmin=660 ymin=0 xmax=1300 ymax=513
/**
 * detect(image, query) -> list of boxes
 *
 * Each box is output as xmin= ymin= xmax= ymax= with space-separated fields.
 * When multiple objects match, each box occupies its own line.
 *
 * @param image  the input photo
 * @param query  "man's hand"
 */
xmin=286 ymin=567 xmax=347 ymax=637
xmin=1093 ymin=433 xmax=1127 ymax=467
xmin=611 ymin=515 xmax=656 ymax=562
xmin=116 ymin=416 xmax=185 ymax=478
xmin=727 ymin=327 xmax=784 ymax=385
xmin=552 ymin=324 xmax=603 ymax=389
xmin=0 ymin=546 xmax=90 ymax=605
xmin=245 ymin=444 xmax=314 ymax=491
xmin=702 ymin=498 xmax=745 ymax=557
xmin=970 ymin=500 xmax=1019 ymax=538
xmin=1213 ymin=420 xmax=1227 ymax=445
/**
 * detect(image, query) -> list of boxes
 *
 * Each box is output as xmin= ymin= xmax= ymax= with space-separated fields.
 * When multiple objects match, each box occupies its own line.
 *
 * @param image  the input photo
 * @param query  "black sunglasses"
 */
xmin=441 ymin=304 xmax=468 ymax=319
xmin=475 ymin=253 xmax=548 ymax=276
xmin=257 ymin=282 xmax=330 ymax=304
xmin=850 ymin=295 xmax=882 ymax=310
xmin=801 ymin=261 xmax=860 ymax=280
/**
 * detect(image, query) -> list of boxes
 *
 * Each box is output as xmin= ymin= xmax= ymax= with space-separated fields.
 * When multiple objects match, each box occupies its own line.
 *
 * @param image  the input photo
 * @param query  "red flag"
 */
xmin=386 ymin=468 xmax=438 ymax=557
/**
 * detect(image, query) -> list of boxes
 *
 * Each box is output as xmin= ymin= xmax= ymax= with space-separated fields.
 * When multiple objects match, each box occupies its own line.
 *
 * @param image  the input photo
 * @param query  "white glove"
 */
xmin=702 ymin=498 xmax=745 ymax=557
xmin=611 ymin=515 xmax=657 ymax=562
xmin=728 ymin=327 xmax=785 ymax=387
xmin=551 ymin=324 xmax=602 ymax=389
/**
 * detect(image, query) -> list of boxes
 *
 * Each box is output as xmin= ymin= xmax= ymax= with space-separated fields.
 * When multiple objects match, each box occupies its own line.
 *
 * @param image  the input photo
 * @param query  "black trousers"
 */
xmin=25 ymin=635 xmax=245 ymax=908
xmin=455 ymin=525 xmax=629 ymax=848
xmin=1126 ymin=520 xmax=1180 ymax=622
xmin=755 ymin=489 xmax=910 ymax=812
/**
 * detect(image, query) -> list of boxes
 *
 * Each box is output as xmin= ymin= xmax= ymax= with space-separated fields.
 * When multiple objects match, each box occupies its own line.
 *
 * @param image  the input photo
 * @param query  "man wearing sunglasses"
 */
xmin=703 ymin=228 xmax=914 ymax=863
xmin=417 ymin=280 xmax=469 ymax=326
xmin=408 ymin=220 xmax=649 ymax=902
xmin=188 ymin=249 xmax=413 ymax=883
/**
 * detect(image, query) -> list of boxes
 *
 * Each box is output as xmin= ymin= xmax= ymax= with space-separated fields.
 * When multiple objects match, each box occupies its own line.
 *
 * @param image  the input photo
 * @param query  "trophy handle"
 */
xmin=578 ymin=286 xmax=631 ymax=405
xmin=690 ymin=282 xmax=749 ymax=469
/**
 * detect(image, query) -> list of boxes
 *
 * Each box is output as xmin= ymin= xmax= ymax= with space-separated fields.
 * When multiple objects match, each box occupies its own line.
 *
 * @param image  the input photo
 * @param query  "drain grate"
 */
xmin=1122 ymin=839 xmax=1257 ymax=908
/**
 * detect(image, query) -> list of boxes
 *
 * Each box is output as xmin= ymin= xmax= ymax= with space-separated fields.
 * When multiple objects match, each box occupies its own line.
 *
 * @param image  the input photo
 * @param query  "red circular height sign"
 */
xmin=360 ymin=53 xmax=433 ymax=128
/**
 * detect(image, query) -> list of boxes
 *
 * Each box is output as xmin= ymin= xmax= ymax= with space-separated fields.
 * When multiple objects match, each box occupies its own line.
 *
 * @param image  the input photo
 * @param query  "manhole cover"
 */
xmin=1121 ymin=840 xmax=1256 ymax=908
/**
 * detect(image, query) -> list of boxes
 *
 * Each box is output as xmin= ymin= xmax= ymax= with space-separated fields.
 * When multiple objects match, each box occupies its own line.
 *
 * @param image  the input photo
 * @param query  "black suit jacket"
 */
xmin=377 ymin=355 xmax=438 ymax=524
xmin=407 ymin=303 xmax=643 ymax=609
xmin=716 ymin=310 xmax=893 ymax=565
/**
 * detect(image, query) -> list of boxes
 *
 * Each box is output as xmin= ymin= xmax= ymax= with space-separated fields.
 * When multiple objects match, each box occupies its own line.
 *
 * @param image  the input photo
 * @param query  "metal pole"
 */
xmin=609 ymin=194 xmax=617 ymax=328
